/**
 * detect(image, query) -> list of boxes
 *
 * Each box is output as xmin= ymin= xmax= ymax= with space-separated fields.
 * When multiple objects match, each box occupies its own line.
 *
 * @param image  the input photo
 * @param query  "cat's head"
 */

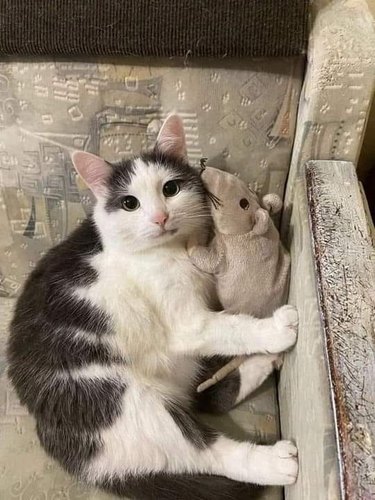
xmin=71 ymin=115 xmax=210 ymax=251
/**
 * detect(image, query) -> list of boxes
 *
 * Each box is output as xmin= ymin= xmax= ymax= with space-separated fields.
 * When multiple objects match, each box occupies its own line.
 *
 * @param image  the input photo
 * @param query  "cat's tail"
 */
xmin=98 ymin=472 xmax=266 ymax=499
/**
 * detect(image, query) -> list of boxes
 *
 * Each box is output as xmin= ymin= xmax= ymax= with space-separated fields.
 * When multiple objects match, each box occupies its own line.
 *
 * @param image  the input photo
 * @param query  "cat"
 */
xmin=7 ymin=114 xmax=298 ymax=499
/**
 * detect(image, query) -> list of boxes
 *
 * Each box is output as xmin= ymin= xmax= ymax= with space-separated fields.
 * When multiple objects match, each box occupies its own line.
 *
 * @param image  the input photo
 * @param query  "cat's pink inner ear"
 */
xmin=71 ymin=152 xmax=112 ymax=197
xmin=155 ymin=114 xmax=187 ymax=160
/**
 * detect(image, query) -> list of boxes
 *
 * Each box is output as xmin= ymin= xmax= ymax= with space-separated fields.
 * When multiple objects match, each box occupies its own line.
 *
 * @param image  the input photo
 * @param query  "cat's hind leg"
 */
xmin=195 ymin=354 xmax=281 ymax=414
xmin=86 ymin=380 xmax=297 ymax=498
xmin=234 ymin=354 xmax=282 ymax=407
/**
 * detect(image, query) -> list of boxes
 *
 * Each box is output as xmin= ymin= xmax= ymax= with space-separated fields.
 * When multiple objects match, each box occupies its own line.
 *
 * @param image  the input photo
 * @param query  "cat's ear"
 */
xmin=155 ymin=114 xmax=187 ymax=160
xmin=71 ymin=152 xmax=112 ymax=198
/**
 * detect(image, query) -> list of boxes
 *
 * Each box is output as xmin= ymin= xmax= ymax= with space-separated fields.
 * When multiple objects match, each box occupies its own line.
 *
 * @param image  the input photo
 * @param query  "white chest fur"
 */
xmin=74 ymin=244 xmax=212 ymax=376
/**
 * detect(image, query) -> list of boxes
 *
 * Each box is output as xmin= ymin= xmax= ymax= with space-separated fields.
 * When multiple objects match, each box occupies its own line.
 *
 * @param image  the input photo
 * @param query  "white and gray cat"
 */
xmin=7 ymin=115 xmax=298 ymax=499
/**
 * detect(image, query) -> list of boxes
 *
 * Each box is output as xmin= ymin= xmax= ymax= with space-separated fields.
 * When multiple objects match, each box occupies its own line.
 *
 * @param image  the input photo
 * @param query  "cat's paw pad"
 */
xmin=261 ymin=441 xmax=298 ymax=485
xmin=274 ymin=305 xmax=298 ymax=331
xmin=273 ymin=440 xmax=298 ymax=459
xmin=261 ymin=306 xmax=298 ymax=354
xmin=247 ymin=440 xmax=298 ymax=485
xmin=268 ymin=305 xmax=298 ymax=353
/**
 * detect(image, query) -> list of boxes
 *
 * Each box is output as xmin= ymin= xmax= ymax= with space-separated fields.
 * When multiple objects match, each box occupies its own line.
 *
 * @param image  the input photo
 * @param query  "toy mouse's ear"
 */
xmin=154 ymin=114 xmax=187 ymax=160
xmin=262 ymin=194 xmax=283 ymax=214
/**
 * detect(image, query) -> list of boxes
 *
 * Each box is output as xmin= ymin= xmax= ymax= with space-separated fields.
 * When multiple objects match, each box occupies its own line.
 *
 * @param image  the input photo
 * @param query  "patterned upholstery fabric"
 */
xmin=0 ymin=58 xmax=303 ymax=298
xmin=0 ymin=57 xmax=303 ymax=499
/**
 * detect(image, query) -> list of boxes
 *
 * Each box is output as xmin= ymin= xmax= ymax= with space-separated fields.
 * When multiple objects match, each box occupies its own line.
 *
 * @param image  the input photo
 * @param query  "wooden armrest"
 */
xmin=306 ymin=160 xmax=375 ymax=500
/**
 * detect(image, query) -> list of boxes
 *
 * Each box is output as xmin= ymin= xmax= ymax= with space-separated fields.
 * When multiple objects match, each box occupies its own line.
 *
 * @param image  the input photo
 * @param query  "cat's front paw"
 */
xmin=273 ymin=305 xmax=298 ymax=352
xmin=274 ymin=305 xmax=298 ymax=331
xmin=260 ymin=440 xmax=298 ymax=485
xmin=262 ymin=305 xmax=298 ymax=354
xmin=242 ymin=440 xmax=298 ymax=486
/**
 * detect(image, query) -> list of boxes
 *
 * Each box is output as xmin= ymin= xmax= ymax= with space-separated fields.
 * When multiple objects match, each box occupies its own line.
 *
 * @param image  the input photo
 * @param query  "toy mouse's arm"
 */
xmin=188 ymin=237 xmax=225 ymax=274
xmin=262 ymin=193 xmax=283 ymax=214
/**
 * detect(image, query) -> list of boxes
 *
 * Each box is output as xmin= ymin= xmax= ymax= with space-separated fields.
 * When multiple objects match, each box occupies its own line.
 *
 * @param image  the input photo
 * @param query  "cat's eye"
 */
xmin=163 ymin=180 xmax=180 ymax=197
xmin=239 ymin=198 xmax=250 ymax=210
xmin=121 ymin=195 xmax=140 ymax=211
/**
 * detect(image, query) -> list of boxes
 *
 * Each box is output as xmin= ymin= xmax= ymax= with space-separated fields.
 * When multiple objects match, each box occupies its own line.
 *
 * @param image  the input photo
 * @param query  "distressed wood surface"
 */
xmin=359 ymin=181 xmax=375 ymax=247
xmin=306 ymin=160 xmax=375 ymax=500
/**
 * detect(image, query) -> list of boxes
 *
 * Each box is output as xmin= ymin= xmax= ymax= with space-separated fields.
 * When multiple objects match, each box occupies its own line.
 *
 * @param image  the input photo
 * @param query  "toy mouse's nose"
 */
xmin=151 ymin=211 xmax=168 ymax=226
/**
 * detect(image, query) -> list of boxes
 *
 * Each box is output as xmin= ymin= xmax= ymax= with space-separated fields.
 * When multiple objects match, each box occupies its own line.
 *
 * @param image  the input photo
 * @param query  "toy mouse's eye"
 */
xmin=239 ymin=198 xmax=250 ymax=210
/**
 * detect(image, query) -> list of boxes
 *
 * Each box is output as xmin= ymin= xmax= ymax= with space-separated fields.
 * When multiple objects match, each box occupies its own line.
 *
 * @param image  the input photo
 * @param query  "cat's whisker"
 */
xmin=177 ymin=215 xmax=212 ymax=220
xmin=175 ymin=212 xmax=212 ymax=218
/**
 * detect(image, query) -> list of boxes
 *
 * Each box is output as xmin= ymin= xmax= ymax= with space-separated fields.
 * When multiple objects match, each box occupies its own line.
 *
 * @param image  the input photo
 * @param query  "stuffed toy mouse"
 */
xmin=189 ymin=166 xmax=290 ymax=392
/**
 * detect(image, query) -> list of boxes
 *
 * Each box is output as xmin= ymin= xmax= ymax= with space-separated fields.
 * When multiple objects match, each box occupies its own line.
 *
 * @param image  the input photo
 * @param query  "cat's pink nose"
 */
xmin=152 ymin=212 xmax=168 ymax=226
